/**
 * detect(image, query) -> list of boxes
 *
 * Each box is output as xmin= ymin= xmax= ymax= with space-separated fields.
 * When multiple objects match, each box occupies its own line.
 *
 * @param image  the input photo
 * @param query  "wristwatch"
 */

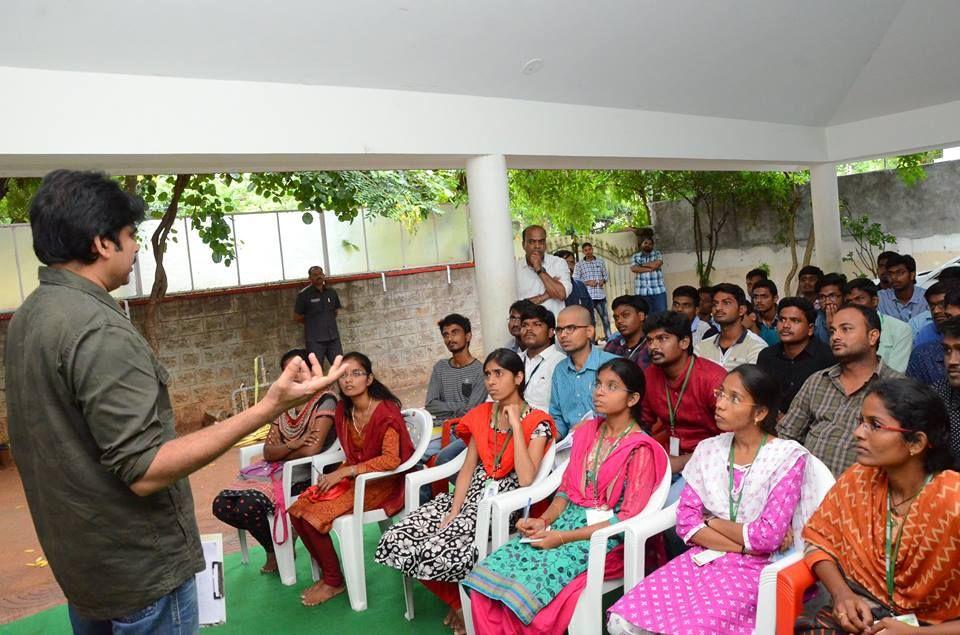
xmin=534 ymin=268 xmax=544 ymax=275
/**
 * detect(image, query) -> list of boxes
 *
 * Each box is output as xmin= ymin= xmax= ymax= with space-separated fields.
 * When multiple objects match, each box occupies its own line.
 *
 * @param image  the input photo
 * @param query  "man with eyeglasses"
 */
xmin=778 ymin=303 xmax=904 ymax=476
xmin=548 ymin=305 xmax=619 ymax=438
xmin=518 ymin=304 xmax=566 ymax=412
xmin=640 ymin=311 xmax=726 ymax=504
xmin=505 ymin=300 xmax=534 ymax=353
xmin=812 ymin=272 xmax=848 ymax=344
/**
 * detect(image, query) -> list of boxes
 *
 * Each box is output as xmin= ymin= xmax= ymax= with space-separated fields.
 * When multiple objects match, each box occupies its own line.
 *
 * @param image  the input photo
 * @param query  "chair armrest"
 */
xmin=489 ymin=459 xmax=568 ymax=549
xmin=754 ymin=549 xmax=803 ymax=634
xmin=239 ymin=443 xmax=265 ymax=469
xmin=310 ymin=448 xmax=347 ymax=482
xmin=581 ymin=519 xmax=634 ymax=598
xmin=775 ymin=558 xmax=815 ymax=635
xmin=404 ymin=449 xmax=467 ymax=515
xmin=281 ymin=455 xmax=317 ymax=506
xmin=623 ymin=503 xmax=679 ymax=589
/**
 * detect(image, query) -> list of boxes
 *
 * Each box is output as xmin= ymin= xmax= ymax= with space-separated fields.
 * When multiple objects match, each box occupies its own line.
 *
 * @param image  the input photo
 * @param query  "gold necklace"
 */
xmin=352 ymin=398 xmax=375 ymax=434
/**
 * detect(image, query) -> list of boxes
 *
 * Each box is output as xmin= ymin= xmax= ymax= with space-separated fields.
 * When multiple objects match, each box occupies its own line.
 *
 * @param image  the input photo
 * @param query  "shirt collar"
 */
xmin=38 ymin=267 xmax=126 ymax=318
xmin=565 ymin=344 xmax=603 ymax=373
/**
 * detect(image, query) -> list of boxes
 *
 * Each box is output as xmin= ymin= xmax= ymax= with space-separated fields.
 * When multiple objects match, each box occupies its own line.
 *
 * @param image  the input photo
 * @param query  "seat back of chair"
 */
xmin=807 ymin=454 xmax=836 ymax=504
xmin=647 ymin=451 xmax=673 ymax=514
xmin=399 ymin=408 xmax=434 ymax=472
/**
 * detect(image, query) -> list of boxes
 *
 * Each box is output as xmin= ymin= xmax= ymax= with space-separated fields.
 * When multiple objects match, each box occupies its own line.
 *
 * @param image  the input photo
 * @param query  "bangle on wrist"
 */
xmin=740 ymin=544 xmax=746 ymax=554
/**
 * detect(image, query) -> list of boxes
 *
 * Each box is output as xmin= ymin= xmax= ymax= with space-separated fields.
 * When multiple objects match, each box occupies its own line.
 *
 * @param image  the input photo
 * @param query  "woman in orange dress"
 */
xmin=288 ymin=352 xmax=415 ymax=607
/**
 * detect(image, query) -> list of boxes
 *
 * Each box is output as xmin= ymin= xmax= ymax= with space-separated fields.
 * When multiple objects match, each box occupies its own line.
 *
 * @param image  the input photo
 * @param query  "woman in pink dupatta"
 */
xmin=462 ymin=358 xmax=669 ymax=635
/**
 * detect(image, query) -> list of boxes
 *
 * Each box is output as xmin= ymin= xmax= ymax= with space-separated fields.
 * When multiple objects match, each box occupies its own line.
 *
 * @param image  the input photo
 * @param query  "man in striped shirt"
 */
xmin=573 ymin=242 xmax=612 ymax=337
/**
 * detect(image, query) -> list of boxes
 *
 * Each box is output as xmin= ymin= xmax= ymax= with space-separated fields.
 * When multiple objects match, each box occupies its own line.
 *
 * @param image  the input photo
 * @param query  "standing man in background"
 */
xmin=554 ymin=249 xmax=594 ymax=312
xmin=574 ymin=242 xmax=612 ymax=337
xmin=294 ymin=265 xmax=343 ymax=368
xmin=630 ymin=231 xmax=668 ymax=314
xmin=515 ymin=225 xmax=572 ymax=319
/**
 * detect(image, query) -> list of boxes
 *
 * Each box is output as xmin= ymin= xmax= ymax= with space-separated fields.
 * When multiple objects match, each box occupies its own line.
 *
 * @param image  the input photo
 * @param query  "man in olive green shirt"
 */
xmin=5 ymin=171 xmax=344 ymax=631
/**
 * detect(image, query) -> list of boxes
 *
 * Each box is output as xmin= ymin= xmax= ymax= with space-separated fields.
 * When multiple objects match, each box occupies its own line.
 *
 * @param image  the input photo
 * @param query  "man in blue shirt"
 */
xmin=549 ymin=305 xmax=619 ymax=437
xmin=878 ymin=254 xmax=927 ymax=321
xmin=750 ymin=279 xmax=780 ymax=345
xmin=554 ymin=250 xmax=594 ymax=313
xmin=630 ymin=232 xmax=667 ymax=315
xmin=908 ymin=287 xmax=960 ymax=385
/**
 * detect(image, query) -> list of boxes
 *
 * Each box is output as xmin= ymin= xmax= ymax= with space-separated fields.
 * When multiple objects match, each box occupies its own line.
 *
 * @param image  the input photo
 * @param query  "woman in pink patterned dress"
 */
xmin=608 ymin=364 xmax=819 ymax=635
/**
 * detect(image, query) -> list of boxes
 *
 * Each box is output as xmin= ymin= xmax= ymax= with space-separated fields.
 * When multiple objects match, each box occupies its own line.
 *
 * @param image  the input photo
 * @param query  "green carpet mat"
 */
xmin=0 ymin=525 xmax=451 ymax=634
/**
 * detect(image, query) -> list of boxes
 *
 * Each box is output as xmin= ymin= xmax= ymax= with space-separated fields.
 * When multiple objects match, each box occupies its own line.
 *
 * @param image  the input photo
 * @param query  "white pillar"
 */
xmin=809 ymin=163 xmax=843 ymax=273
xmin=466 ymin=154 xmax=516 ymax=351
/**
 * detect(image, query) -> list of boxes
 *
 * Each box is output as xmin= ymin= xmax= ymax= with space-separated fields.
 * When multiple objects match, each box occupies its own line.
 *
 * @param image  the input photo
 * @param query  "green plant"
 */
xmin=840 ymin=208 xmax=896 ymax=278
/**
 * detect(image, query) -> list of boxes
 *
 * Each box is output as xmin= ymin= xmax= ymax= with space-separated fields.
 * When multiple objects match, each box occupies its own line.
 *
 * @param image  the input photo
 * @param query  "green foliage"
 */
xmin=836 ymin=150 xmax=942 ymax=187
xmin=840 ymin=209 xmax=896 ymax=278
xmin=0 ymin=177 xmax=41 ymax=223
xmin=508 ymin=170 xmax=648 ymax=234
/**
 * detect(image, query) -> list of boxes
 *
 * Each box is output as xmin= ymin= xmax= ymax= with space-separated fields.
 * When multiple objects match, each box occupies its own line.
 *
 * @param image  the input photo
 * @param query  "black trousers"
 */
xmin=307 ymin=339 xmax=343 ymax=367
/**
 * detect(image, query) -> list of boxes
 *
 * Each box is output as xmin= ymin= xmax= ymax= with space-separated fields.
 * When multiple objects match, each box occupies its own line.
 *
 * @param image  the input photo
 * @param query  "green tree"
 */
xmin=840 ymin=207 xmax=896 ymax=278
xmin=0 ymin=177 xmax=41 ymax=223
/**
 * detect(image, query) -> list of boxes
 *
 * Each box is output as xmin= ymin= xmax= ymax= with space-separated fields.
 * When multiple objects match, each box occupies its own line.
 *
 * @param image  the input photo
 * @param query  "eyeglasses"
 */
xmin=856 ymin=418 xmax=911 ymax=435
xmin=340 ymin=370 xmax=369 ymax=379
xmin=713 ymin=388 xmax=757 ymax=407
xmin=508 ymin=316 xmax=522 ymax=323
xmin=593 ymin=381 xmax=634 ymax=395
xmin=555 ymin=325 xmax=590 ymax=336
xmin=818 ymin=292 xmax=842 ymax=302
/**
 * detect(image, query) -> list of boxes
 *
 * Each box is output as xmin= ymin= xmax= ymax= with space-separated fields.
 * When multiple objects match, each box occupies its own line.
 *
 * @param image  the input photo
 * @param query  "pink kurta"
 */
xmin=609 ymin=455 xmax=806 ymax=635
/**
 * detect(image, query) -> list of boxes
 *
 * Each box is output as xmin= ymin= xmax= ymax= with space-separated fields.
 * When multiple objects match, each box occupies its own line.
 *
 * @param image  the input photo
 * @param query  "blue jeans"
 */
xmin=641 ymin=291 xmax=668 ymax=315
xmin=664 ymin=473 xmax=689 ymax=558
xmin=419 ymin=436 xmax=467 ymax=504
xmin=69 ymin=577 xmax=199 ymax=635
xmin=593 ymin=298 xmax=612 ymax=337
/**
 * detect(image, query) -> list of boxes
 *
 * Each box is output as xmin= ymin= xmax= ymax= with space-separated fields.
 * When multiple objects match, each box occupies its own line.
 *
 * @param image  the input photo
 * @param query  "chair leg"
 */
xmin=566 ymin=592 xmax=595 ymax=635
xmin=270 ymin=514 xmax=297 ymax=587
xmin=459 ymin=585 xmax=475 ymax=635
xmin=238 ymin=529 xmax=249 ymax=565
xmin=336 ymin=519 xmax=368 ymax=611
xmin=403 ymin=575 xmax=415 ymax=621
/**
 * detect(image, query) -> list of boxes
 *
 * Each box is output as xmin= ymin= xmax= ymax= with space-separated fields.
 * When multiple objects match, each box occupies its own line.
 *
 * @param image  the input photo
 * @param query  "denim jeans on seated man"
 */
xmin=69 ymin=577 xmax=199 ymax=635
xmin=663 ymin=473 xmax=690 ymax=557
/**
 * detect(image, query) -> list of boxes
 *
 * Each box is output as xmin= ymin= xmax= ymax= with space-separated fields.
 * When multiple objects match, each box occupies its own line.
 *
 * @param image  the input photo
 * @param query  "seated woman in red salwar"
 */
xmin=287 ymin=352 xmax=414 ymax=607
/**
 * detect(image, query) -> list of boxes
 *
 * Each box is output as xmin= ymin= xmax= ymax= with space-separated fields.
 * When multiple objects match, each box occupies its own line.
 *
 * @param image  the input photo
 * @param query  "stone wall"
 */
xmin=0 ymin=265 xmax=482 ymax=440
xmin=650 ymin=160 xmax=960 ymax=293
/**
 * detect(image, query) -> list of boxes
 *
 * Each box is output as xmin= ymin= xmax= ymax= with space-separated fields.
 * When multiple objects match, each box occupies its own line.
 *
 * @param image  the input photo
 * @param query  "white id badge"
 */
xmin=691 ymin=549 xmax=726 ymax=567
xmin=669 ymin=436 xmax=681 ymax=457
xmin=585 ymin=508 xmax=615 ymax=525
xmin=481 ymin=479 xmax=500 ymax=501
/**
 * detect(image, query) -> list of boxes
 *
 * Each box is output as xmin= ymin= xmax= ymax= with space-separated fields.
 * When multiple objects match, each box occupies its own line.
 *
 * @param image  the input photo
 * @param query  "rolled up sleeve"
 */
xmin=67 ymin=324 xmax=166 ymax=486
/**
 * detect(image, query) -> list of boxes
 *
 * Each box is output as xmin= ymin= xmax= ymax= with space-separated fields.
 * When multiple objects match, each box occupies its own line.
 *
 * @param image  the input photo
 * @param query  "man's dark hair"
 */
xmin=438 ymin=313 xmax=471 ymax=334
xmin=308 ymin=265 xmax=323 ymax=275
xmin=843 ymin=277 xmax=879 ymax=299
xmin=798 ymin=265 xmax=824 ymax=279
xmin=923 ymin=280 xmax=960 ymax=301
xmin=885 ymin=253 xmax=916 ymax=273
xmin=743 ymin=300 xmax=756 ymax=316
xmin=937 ymin=266 xmax=960 ymax=281
xmin=752 ymin=279 xmax=779 ymax=297
xmin=941 ymin=316 xmax=960 ymax=341
xmin=877 ymin=251 xmax=898 ymax=265
xmin=581 ymin=242 xmax=593 ymax=249
xmin=280 ymin=348 xmax=311 ymax=370
xmin=698 ymin=285 xmax=715 ymax=296
xmin=777 ymin=297 xmax=817 ymax=325
xmin=711 ymin=283 xmax=748 ymax=307
xmin=816 ymin=272 xmax=847 ymax=294
xmin=611 ymin=294 xmax=650 ymax=314
xmin=518 ymin=303 xmax=555 ymax=330
xmin=746 ymin=268 xmax=768 ymax=281
xmin=835 ymin=302 xmax=882 ymax=335
xmin=553 ymin=249 xmax=574 ymax=260
xmin=643 ymin=310 xmax=693 ymax=348
xmin=673 ymin=285 xmax=699 ymax=303
xmin=510 ymin=299 xmax=535 ymax=315
xmin=29 ymin=170 xmax=146 ymax=265
xmin=946 ymin=287 xmax=960 ymax=309
xmin=521 ymin=225 xmax=546 ymax=242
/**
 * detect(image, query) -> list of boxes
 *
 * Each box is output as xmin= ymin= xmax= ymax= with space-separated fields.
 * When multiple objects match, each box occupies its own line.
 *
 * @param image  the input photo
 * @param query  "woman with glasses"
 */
xmin=463 ymin=358 xmax=668 ymax=635
xmin=609 ymin=364 xmax=817 ymax=635
xmin=376 ymin=348 xmax=555 ymax=635
xmin=212 ymin=349 xmax=338 ymax=575
xmin=796 ymin=378 xmax=960 ymax=633
xmin=287 ymin=352 xmax=415 ymax=607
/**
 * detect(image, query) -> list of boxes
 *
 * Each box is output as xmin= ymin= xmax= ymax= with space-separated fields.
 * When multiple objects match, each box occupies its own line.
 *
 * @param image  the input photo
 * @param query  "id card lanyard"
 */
xmin=885 ymin=474 xmax=932 ymax=605
xmin=585 ymin=421 xmax=635 ymax=507
xmin=665 ymin=358 xmax=695 ymax=456
xmin=727 ymin=433 xmax=768 ymax=522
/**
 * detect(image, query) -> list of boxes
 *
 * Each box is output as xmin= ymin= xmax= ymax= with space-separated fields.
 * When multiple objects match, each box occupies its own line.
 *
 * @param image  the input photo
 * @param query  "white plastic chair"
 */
xmin=309 ymin=407 xmax=433 ymax=611
xmin=459 ymin=451 xmax=671 ymax=635
xmin=236 ymin=440 xmax=345 ymax=586
xmin=400 ymin=441 xmax=558 ymax=622
xmin=625 ymin=454 xmax=836 ymax=635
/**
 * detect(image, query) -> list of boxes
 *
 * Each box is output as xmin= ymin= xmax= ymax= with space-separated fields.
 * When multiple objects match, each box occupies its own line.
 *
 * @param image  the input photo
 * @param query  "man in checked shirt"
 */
xmin=777 ymin=304 xmax=904 ymax=476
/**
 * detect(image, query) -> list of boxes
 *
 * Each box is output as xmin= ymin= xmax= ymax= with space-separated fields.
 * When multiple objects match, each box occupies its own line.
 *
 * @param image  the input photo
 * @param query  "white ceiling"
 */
xmin=2 ymin=0 xmax=959 ymax=128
